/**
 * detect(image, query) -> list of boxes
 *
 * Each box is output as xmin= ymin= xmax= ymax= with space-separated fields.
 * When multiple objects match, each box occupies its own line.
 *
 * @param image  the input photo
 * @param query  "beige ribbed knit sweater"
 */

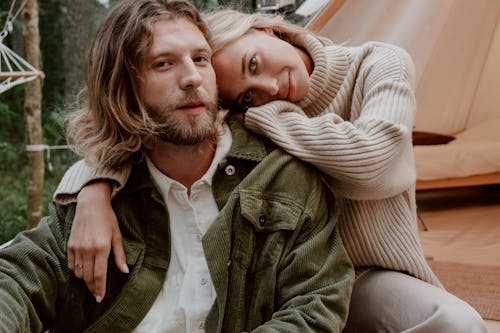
xmin=243 ymin=35 xmax=440 ymax=286
xmin=54 ymin=34 xmax=440 ymax=287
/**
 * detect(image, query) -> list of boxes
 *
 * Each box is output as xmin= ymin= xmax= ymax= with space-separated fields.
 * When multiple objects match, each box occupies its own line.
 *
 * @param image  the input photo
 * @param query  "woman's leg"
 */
xmin=343 ymin=270 xmax=487 ymax=333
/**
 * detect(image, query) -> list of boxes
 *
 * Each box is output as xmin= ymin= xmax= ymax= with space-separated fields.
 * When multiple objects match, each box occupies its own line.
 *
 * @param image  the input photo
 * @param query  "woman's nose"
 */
xmin=255 ymin=77 xmax=279 ymax=97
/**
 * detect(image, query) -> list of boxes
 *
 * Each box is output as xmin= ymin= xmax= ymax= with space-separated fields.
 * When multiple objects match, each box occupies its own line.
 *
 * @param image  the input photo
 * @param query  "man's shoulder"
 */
xmin=232 ymin=129 xmax=323 ymax=194
xmin=226 ymin=117 xmax=279 ymax=157
xmin=227 ymin=117 xmax=322 ymax=177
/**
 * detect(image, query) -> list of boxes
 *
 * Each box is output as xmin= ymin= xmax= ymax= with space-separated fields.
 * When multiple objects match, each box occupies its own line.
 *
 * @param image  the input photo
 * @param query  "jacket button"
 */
xmin=259 ymin=215 xmax=266 ymax=225
xmin=225 ymin=165 xmax=236 ymax=176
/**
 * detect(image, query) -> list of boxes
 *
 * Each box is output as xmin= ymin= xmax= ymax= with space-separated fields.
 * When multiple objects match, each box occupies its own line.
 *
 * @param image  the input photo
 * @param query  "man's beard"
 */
xmin=149 ymin=91 xmax=219 ymax=145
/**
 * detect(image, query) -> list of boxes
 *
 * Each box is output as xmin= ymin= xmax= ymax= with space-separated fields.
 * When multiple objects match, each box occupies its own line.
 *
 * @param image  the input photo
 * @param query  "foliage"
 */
xmin=0 ymin=0 xmax=259 ymax=243
xmin=0 ymin=0 xmax=81 ymax=243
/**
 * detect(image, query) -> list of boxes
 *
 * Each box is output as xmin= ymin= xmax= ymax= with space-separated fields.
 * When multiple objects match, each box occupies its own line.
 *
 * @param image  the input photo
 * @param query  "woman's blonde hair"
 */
xmin=66 ymin=0 xmax=208 ymax=169
xmin=205 ymin=9 xmax=320 ymax=56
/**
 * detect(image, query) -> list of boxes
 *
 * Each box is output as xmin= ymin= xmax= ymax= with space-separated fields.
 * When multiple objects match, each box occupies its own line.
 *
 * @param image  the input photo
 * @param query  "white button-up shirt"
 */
xmin=133 ymin=125 xmax=232 ymax=333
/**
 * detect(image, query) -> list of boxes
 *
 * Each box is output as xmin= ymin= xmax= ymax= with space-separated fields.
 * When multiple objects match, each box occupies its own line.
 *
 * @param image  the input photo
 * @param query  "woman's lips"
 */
xmin=286 ymin=71 xmax=295 ymax=101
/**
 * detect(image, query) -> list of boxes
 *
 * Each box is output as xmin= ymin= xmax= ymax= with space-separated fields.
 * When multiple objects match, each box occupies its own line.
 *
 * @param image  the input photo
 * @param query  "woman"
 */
xmin=57 ymin=9 xmax=486 ymax=332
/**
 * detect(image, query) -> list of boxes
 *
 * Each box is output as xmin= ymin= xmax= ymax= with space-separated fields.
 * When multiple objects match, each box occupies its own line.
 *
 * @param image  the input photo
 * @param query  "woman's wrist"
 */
xmin=77 ymin=180 xmax=113 ymax=203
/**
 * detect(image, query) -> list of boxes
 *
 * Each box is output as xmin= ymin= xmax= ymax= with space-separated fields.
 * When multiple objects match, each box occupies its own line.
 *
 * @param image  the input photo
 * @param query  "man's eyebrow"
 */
xmin=195 ymin=46 xmax=212 ymax=56
xmin=148 ymin=50 xmax=172 ymax=60
xmin=149 ymin=46 xmax=211 ymax=59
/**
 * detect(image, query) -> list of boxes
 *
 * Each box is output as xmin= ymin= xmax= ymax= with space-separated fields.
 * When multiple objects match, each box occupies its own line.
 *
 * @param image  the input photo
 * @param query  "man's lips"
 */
xmin=178 ymin=102 xmax=206 ymax=114
xmin=179 ymin=101 xmax=204 ymax=108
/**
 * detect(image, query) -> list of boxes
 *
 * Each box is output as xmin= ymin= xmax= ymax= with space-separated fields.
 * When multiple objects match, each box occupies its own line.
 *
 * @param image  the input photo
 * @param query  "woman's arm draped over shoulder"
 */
xmin=244 ymin=44 xmax=417 ymax=200
xmin=54 ymin=159 xmax=132 ymax=204
xmin=53 ymin=159 xmax=131 ymax=301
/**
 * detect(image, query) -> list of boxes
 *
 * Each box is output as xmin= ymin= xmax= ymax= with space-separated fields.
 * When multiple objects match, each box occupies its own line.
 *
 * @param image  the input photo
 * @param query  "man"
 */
xmin=0 ymin=0 xmax=353 ymax=332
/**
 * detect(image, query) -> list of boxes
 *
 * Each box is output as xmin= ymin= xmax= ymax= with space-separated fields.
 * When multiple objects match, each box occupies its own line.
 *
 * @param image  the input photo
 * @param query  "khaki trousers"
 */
xmin=343 ymin=270 xmax=487 ymax=333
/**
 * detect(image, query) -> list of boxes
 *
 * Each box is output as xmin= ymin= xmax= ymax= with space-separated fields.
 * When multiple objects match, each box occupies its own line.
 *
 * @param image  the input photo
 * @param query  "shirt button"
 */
xmin=259 ymin=215 xmax=266 ymax=225
xmin=224 ymin=165 xmax=236 ymax=176
xmin=198 ymin=321 xmax=205 ymax=329
xmin=201 ymin=277 xmax=208 ymax=285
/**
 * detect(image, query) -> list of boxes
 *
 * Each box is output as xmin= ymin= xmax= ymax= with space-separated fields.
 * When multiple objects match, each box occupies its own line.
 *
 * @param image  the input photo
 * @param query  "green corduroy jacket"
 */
xmin=0 ymin=120 xmax=354 ymax=333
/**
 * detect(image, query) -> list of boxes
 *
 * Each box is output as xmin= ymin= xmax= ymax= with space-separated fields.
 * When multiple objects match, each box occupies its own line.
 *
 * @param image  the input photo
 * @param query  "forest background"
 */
xmin=0 ymin=0 xmax=255 ymax=243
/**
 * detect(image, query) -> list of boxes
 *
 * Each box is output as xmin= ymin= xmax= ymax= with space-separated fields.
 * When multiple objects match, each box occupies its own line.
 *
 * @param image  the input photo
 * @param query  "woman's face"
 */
xmin=212 ymin=28 xmax=313 ymax=109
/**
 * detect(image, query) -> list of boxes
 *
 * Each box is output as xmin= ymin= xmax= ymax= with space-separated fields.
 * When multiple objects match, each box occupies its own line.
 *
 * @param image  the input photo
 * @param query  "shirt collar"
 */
xmin=123 ymin=119 xmax=272 ymax=196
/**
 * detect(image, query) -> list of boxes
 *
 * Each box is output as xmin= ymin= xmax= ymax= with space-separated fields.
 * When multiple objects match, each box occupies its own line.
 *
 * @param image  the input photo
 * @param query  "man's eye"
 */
xmin=154 ymin=61 xmax=169 ymax=68
xmin=242 ymin=90 xmax=253 ymax=106
xmin=194 ymin=55 xmax=209 ymax=63
xmin=249 ymin=56 xmax=257 ymax=72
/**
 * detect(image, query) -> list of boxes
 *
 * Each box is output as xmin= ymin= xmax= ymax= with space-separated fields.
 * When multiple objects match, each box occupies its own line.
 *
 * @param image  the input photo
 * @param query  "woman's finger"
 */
xmin=73 ymin=252 xmax=84 ymax=279
xmin=93 ymin=253 xmax=108 ymax=303
xmin=112 ymin=231 xmax=129 ymax=274
xmin=83 ymin=253 xmax=95 ymax=296
xmin=67 ymin=246 xmax=75 ymax=271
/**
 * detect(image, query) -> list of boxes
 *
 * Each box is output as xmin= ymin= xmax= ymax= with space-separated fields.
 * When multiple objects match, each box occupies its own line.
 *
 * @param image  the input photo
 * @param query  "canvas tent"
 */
xmin=303 ymin=0 xmax=500 ymax=190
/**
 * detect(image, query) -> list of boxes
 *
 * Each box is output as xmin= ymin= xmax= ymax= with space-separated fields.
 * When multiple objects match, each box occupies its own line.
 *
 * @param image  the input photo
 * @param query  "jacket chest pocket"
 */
xmin=235 ymin=189 xmax=303 ymax=272
xmin=239 ymin=189 xmax=302 ymax=232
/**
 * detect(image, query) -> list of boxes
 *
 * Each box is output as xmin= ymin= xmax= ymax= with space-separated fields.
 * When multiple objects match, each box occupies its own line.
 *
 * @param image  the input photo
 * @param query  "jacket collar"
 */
xmin=224 ymin=117 xmax=271 ymax=162
xmin=122 ymin=117 xmax=271 ymax=195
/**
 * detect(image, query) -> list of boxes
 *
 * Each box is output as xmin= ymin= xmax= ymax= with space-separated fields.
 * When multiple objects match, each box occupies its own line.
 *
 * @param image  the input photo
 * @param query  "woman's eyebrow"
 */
xmin=241 ymin=51 xmax=248 ymax=78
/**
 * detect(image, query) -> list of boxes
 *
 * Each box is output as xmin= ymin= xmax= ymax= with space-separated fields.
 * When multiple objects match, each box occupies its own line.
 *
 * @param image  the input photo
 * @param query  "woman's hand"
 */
xmin=67 ymin=181 xmax=128 ymax=303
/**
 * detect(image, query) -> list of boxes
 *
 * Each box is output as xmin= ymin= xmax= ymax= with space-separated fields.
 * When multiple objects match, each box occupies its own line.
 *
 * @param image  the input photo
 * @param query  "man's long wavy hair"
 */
xmin=66 ymin=0 xmax=208 ymax=169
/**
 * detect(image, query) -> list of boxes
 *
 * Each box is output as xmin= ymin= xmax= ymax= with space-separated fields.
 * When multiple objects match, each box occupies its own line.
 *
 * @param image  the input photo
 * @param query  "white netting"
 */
xmin=0 ymin=0 xmax=43 ymax=94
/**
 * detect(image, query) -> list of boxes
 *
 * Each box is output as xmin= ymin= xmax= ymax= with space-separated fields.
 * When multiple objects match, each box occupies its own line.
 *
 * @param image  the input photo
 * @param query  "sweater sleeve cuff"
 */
xmin=53 ymin=160 xmax=131 ymax=205
xmin=245 ymin=100 xmax=304 ymax=132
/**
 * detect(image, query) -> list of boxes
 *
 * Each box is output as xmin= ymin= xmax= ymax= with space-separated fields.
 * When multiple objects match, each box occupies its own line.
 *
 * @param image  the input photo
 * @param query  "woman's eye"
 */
xmin=243 ymin=90 xmax=254 ymax=106
xmin=249 ymin=56 xmax=257 ymax=72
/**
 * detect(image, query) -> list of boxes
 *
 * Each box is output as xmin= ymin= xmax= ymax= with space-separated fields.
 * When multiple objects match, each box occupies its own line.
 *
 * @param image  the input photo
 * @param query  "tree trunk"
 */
xmin=23 ymin=0 xmax=44 ymax=228
xmin=62 ymin=0 xmax=93 ymax=108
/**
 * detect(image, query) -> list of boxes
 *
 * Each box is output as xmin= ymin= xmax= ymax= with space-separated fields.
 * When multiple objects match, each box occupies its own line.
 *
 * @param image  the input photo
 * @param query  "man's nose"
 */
xmin=180 ymin=60 xmax=202 ymax=90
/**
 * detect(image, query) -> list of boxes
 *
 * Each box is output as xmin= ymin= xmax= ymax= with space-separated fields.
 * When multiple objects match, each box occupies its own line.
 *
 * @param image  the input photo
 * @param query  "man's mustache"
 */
xmin=172 ymin=91 xmax=213 ymax=110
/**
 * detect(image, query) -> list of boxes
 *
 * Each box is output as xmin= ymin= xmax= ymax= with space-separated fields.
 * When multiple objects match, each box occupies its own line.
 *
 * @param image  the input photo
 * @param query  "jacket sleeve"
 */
xmin=251 ymin=177 xmax=354 ymax=333
xmin=53 ymin=159 xmax=132 ymax=205
xmin=244 ymin=45 xmax=416 ymax=200
xmin=0 ymin=203 xmax=71 ymax=333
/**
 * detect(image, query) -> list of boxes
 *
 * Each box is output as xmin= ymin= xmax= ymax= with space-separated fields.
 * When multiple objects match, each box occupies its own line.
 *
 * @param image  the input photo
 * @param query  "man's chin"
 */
xmin=152 ymin=105 xmax=220 ymax=145
xmin=157 ymin=123 xmax=217 ymax=146
xmin=159 ymin=133 xmax=215 ymax=146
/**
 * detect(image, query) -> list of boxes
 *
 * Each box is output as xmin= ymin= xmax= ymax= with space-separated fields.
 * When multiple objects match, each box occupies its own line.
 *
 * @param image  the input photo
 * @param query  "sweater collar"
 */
xmin=295 ymin=34 xmax=349 ymax=116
